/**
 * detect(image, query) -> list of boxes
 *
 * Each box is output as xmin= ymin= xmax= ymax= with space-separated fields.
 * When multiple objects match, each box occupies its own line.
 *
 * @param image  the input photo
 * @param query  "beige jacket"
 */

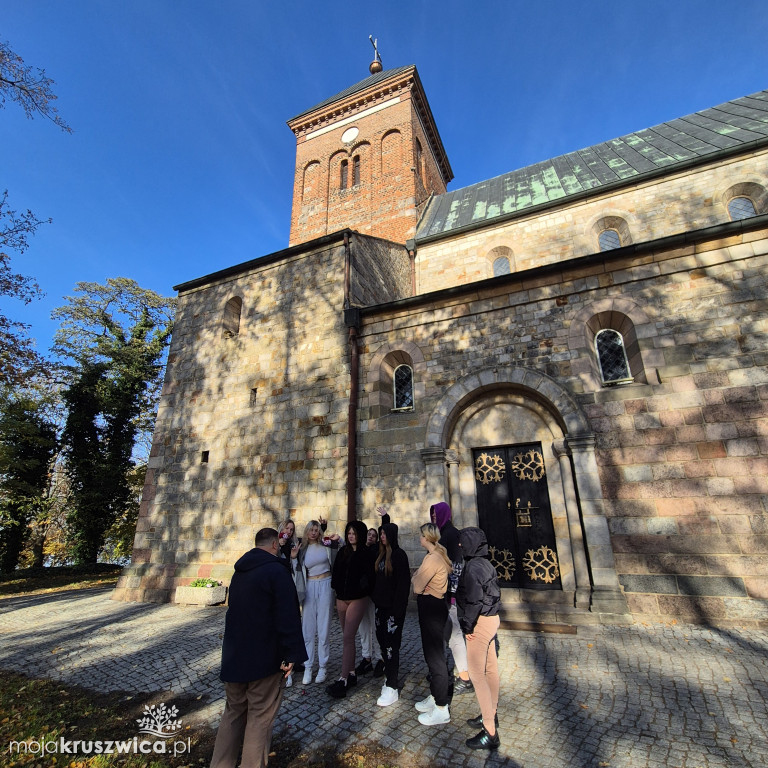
xmin=412 ymin=550 xmax=449 ymax=599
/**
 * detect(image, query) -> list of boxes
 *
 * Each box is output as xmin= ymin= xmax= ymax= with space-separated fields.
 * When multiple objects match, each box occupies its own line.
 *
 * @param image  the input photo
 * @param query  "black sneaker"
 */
xmin=326 ymin=679 xmax=347 ymax=699
xmin=453 ymin=677 xmax=474 ymax=694
xmin=464 ymin=728 xmax=501 ymax=749
xmin=355 ymin=658 xmax=373 ymax=676
xmin=373 ymin=660 xmax=385 ymax=678
xmin=467 ymin=713 xmax=499 ymax=729
xmin=466 ymin=728 xmax=500 ymax=750
xmin=346 ymin=672 xmax=357 ymax=688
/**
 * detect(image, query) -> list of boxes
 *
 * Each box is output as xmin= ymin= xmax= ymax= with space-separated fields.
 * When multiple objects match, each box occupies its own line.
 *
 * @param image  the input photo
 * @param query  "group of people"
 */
xmin=210 ymin=502 xmax=502 ymax=768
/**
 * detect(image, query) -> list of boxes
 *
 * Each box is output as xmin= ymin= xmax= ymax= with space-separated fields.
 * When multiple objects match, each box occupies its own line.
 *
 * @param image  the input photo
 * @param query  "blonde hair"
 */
xmin=299 ymin=520 xmax=321 ymax=554
xmin=277 ymin=519 xmax=297 ymax=545
xmin=420 ymin=523 xmax=452 ymax=570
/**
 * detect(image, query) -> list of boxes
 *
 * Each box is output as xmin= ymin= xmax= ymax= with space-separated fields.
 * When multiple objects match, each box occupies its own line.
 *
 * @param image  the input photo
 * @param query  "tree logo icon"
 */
xmin=136 ymin=703 xmax=183 ymax=738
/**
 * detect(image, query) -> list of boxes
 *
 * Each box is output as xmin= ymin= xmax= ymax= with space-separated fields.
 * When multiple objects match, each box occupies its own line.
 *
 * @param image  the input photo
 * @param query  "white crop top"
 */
xmin=304 ymin=543 xmax=331 ymax=577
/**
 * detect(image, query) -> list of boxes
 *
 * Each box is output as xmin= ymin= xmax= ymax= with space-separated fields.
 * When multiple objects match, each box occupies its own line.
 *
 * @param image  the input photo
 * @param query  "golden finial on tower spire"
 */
xmin=368 ymin=35 xmax=383 ymax=74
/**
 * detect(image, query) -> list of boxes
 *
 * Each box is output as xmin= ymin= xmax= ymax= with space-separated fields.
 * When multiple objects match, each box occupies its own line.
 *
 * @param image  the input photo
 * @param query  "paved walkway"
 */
xmin=1 ymin=587 xmax=767 ymax=767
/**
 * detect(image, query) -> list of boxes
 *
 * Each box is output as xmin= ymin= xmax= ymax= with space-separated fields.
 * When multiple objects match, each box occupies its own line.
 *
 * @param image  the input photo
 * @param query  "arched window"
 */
xmin=340 ymin=159 xmax=348 ymax=190
xmin=727 ymin=196 xmax=757 ymax=221
xmin=493 ymin=256 xmax=511 ymax=276
xmin=393 ymin=364 xmax=414 ymax=410
xmin=353 ymin=155 xmax=360 ymax=186
xmin=598 ymin=228 xmax=622 ymax=251
xmin=223 ymin=297 xmax=242 ymax=338
xmin=592 ymin=216 xmax=631 ymax=252
xmin=595 ymin=329 xmax=632 ymax=385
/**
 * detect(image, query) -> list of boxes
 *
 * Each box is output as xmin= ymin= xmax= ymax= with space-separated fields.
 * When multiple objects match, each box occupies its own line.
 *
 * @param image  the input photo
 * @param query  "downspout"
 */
xmin=343 ymin=231 xmax=360 ymax=523
xmin=406 ymin=238 xmax=417 ymax=296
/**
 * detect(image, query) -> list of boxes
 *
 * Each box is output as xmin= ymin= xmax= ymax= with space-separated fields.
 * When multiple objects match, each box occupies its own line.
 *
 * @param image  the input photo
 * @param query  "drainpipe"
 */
xmin=406 ymin=238 xmax=416 ymax=296
xmin=343 ymin=231 xmax=361 ymax=522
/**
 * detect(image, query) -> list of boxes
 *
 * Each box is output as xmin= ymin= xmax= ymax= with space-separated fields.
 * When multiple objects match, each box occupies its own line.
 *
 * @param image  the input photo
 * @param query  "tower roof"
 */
xmin=416 ymin=89 xmax=768 ymax=242
xmin=289 ymin=65 xmax=415 ymax=123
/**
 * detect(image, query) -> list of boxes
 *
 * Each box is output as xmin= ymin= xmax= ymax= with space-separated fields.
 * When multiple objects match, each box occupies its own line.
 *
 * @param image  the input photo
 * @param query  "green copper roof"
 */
xmin=416 ymin=89 xmax=768 ymax=241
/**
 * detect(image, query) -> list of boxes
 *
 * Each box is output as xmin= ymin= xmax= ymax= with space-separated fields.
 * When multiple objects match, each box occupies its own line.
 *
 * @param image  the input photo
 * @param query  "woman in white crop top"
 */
xmin=294 ymin=520 xmax=339 ymax=685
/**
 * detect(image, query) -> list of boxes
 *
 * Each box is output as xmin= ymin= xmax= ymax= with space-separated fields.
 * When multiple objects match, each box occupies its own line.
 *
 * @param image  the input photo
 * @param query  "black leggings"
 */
xmin=375 ymin=608 xmax=405 ymax=689
xmin=417 ymin=594 xmax=450 ymax=707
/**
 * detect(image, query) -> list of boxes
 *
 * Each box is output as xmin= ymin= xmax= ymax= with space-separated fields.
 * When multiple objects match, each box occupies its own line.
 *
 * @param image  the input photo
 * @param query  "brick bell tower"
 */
xmin=287 ymin=61 xmax=453 ymax=247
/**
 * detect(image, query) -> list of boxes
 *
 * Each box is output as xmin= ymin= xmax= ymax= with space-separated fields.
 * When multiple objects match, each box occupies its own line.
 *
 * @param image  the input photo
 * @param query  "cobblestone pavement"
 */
xmin=1 ymin=586 xmax=767 ymax=767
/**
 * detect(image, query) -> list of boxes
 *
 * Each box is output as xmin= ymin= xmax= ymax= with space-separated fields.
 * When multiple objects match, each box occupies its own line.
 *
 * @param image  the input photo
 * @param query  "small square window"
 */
xmin=201 ymin=450 xmax=210 ymax=464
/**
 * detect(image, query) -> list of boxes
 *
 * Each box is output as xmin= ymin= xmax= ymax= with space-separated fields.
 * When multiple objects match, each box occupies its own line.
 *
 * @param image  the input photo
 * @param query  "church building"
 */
xmin=114 ymin=61 xmax=768 ymax=628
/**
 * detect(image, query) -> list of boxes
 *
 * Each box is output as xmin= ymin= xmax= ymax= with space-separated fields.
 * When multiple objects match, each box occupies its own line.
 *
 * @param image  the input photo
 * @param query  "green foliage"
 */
xmin=100 ymin=463 xmax=145 ymax=564
xmin=0 ymin=38 xmax=71 ymax=385
xmin=56 ymin=279 xmax=174 ymax=564
xmin=0 ymin=190 xmax=49 ymax=386
xmin=189 ymin=578 xmax=220 ymax=587
xmin=0 ymin=395 xmax=58 ymax=572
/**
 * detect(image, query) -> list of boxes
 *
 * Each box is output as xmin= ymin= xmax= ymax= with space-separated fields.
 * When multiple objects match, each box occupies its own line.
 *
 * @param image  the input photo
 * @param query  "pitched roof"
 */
xmin=416 ymin=90 xmax=768 ymax=242
xmin=288 ymin=65 xmax=415 ymax=123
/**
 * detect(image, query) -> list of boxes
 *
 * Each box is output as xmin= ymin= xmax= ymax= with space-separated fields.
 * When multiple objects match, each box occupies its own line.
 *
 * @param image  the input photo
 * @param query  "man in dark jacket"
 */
xmin=210 ymin=527 xmax=308 ymax=768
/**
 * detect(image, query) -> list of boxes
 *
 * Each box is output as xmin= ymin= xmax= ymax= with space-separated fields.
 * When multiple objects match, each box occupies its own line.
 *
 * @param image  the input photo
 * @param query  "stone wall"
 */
xmin=115 ymin=239 xmax=354 ymax=602
xmin=415 ymin=152 xmax=768 ymax=294
xmin=358 ymin=218 xmax=768 ymax=625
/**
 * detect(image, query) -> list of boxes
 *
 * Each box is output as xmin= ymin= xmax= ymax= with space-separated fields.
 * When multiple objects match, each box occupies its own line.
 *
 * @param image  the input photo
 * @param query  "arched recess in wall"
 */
xmin=721 ymin=182 xmax=767 ymax=220
xmin=381 ymin=129 xmax=402 ymax=178
xmin=567 ymin=297 xmax=662 ymax=391
xmin=329 ymin=150 xmax=349 ymax=192
xmin=367 ymin=340 xmax=425 ymax=419
xmin=488 ymin=245 xmax=515 ymax=277
xmin=302 ymin=160 xmax=320 ymax=202
xmin=590 ymin=215 xmax=632 ymax=252
xmin=222 ymin=296 xmax=243 ymax=338
xmin=421 ymin=365 xmax=626 ymax=613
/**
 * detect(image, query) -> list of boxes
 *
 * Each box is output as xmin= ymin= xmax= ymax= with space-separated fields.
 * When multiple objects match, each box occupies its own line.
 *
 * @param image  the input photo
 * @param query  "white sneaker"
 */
xmin=302 ymin=668 xmax=313 ymax=685
xmin=414 ymin=694 xmax=435 ymax=712
xmin=376 ymin=685 xmax=399 ymax=707
xmin=418 ymin=705 xmax=450 ymax=725
xmin=285 ymin=674 xmax=293 ymax=688
xmin=315 ymin=668 xmax=327 ymax=684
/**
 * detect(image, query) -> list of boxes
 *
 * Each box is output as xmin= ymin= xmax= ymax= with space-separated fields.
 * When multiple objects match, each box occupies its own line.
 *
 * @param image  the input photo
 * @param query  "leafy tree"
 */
xmin=55 ymin=279 xmax=174 ymax=564
xmin=0 ymin=396 xmax=58 ymax=572
xmin=0 ymin=39 xmax=70 ymax=384
xmin=0 ymin=191 xmax=48 ymax=385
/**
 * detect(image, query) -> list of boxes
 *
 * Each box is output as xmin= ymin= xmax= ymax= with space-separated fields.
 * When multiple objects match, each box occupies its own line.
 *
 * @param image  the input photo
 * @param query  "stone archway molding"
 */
xmin=422 ymin=363 xmax=629 ymax=618
xmin=425 ymin=365 xmax=590 ymax=449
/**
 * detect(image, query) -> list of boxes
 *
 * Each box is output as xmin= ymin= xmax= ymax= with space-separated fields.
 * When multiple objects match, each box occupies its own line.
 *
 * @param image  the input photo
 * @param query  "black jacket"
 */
xmin=220 ymin=547 xmax=308 ymax=682
xmin=371 ymin=523 xmax=411 ymax=616
xmin=332 ymin=520 xmax=375 ymax=600
xmin=456 ymin=527 xmax=501 ymax=634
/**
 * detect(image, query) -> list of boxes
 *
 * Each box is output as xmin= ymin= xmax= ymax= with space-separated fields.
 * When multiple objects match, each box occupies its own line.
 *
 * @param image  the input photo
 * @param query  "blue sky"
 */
xmin=3 ymin=1 xmax=767 ymax=356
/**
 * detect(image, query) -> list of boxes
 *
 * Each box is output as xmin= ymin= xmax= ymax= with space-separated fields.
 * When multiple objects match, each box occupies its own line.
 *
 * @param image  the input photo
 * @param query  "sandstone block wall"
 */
xmin=115 ymin=241 xmax=355 ymax=602
xmin=415 ymin=152 xmax=768 ymax=294
xmin=358 ymin=220 xmax=768 ymax=625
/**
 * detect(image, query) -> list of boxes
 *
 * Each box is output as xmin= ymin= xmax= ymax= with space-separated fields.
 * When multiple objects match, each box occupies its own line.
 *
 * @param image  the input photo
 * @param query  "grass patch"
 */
xmin=0 ymin=564 xmax=122 ymax=598
xmin=0 ymin=671 xmax=415 ymax=768
xmin=0 ymin=670 xmax=215 ymax=767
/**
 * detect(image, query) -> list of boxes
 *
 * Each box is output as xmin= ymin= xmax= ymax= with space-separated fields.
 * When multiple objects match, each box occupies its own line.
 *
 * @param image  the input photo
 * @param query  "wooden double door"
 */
xmin=472 ymin=442 xmax=561 ymax=590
